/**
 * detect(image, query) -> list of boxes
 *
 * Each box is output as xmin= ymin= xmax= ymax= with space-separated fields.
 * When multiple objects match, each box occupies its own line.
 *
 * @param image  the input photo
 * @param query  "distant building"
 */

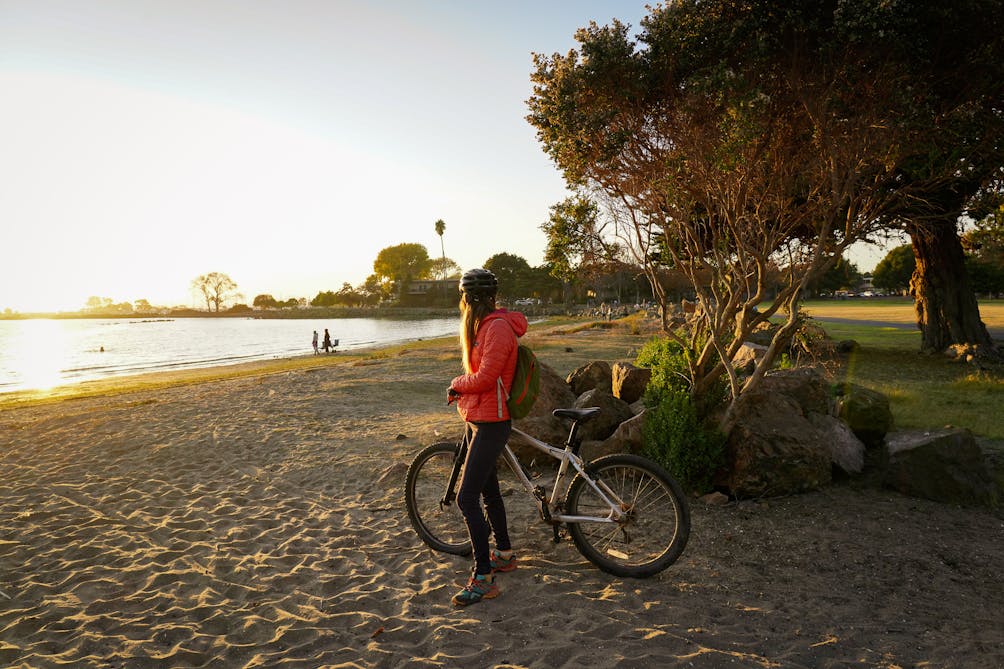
xmin=407 ymin=278 xmax=459 ymax=296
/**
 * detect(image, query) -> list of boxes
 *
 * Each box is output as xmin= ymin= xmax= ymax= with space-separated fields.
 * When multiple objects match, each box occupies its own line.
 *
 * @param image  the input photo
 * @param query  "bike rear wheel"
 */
xmin=404 ymin=441 xmax=471 ymax=556
xmin=565 ymin=454 xmax=690 ymax=578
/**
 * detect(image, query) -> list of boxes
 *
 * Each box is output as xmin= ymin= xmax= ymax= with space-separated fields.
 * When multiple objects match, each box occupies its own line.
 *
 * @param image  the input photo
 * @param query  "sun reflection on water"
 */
xmin=6 ymin=319 xmax=67 ymax=391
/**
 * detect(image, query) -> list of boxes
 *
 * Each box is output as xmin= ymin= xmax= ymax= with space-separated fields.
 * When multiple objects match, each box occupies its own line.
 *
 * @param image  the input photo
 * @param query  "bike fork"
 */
xmin=440 ymin=440 xmax=467 ymax=508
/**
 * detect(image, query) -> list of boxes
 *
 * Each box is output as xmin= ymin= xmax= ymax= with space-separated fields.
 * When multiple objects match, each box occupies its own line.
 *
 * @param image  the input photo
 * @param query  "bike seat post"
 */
xmin=564 ymin=420 xmax=582 ymax=450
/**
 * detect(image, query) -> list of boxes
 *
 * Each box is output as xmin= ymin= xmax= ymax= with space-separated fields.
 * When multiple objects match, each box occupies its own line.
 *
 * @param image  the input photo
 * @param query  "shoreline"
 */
xmin=0 ymin=316 xmax=614 ymax=411
xmin=0 ymin=329 xmax=467 ymax=411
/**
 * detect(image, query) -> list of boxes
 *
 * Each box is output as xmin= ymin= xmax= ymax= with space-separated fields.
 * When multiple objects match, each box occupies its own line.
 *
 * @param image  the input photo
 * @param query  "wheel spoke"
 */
xmin=566 ymin=455 xmax=690 ymax=578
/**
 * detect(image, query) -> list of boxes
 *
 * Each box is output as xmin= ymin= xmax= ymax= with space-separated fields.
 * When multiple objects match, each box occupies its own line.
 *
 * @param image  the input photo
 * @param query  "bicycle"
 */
xmin=404 ymin=406 xmax=691 ymax=578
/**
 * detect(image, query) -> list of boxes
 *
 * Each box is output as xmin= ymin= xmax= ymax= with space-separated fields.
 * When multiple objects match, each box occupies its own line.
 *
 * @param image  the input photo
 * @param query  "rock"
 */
xmin=747 ymin=322 xmax=779 ymax=347
xmin=834 ymin=383 xmax=893 ymax=448
xmin=883 ymin=429 xmax=997 ymax=507
xmin=580 ymin=439 xmax=617 ymax=461
xmin=732 ymin=342 xmax=768 ymax=374
xmin=982 ymin=444 xmax=1004 ymax=505
xmin=510 ymin=360 xmax=577 ymax=460
xmin=519 ymin=359 xmax=577 ymax=419
xmin=758 ymin=367 xmax=832 ymax=416
xmin=573 ymin=389 xmax=634 ymax=442
xmin=567 ymin=361 xmax=613 ymax=396
xmin=837 ymin=340 xmax=860 ymax=354
xmin=722 ymin=391 xmax=832 ymax=498
xmin=611 ymin=362 xmax=651 ymax=404
xmin=699 ymin=491 xmax=730 ymax=506
xmin=585 ymin=411 xmax=646 ymax=460
xmin=808 ymin=413 xmax=865 ymax=475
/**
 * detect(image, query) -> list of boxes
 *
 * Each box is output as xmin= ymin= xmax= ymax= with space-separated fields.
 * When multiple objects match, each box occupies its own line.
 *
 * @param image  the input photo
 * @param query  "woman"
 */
xmin=447 ymin=268 xmax=528 ymax=606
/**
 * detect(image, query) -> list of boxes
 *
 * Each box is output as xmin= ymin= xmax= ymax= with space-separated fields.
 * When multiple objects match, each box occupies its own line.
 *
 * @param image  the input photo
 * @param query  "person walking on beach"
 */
xmin=447 ymin=268 xmax=528 ymax=606
xmin=322 ymin=329 xmax=332 ymax=354
xmin=312 ymin=330 xmax=319 ymax=355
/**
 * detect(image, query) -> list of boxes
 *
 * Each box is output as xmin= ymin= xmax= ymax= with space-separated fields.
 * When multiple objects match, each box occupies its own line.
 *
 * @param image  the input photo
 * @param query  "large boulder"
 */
xmin=757 ymin=367 xmax=832 ymax=416
xmin=521 ymin=359 xmax=576 ymax=418
xmin=511 ymin=360 xmax=577 ymax=460
xmin=611 ymin=362 xmax=651 ymax=404
xmin=732 ymin=342 xmax=768 ymax=375
xmin=567 ymin=361 xmax=613 ymax=396
xmin=808 ymin=413 xmax=865 ymax=475
xmin=746 ymin=321 xmax=779 ymax=347
xmin=583 ymin=411 xmax=646 ymax=461
xmin=573 ymin=389 xmax=634 ymax=442
xmin=834 ymin=383 xmax=893 ymax=448
xmin=883 ymin=429 xmax=998 ymax=507
xmin=722 ymin=391 xmax=832 ymax=498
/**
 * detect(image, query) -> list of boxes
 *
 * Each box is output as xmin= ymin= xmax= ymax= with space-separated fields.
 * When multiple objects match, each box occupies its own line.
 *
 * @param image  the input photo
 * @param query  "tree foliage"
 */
xmin=434 ymin=219 xmax=447 ymax=279
xmin=831 ymin=0 xmax=1004 ymax=351
xmin=528 ymin=3 xmax=931 ymax=423
xmin=808 ymin=257 xmax=862 ymax=297
xmin=484 ymin=253 xmax=532 ymax=299
xmin=373 ymin=243 xmax=432 ymax=300
xmin=253 ymin=294 xmax=279 ymax=309
xmin=429 ymin=257 xmax=461 ymax=282
xmin=872 ymin=245 xmax=916 ymax=295
xmin=192 ymin=272 xmax=237 ymax=313
xmin=962 ymin=206 xmax=1004 ymax=296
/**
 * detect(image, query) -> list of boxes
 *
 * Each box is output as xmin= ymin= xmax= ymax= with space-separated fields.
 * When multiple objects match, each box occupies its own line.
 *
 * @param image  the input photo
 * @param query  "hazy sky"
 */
xmin=0 ymin=1 xmax=889 ymax=313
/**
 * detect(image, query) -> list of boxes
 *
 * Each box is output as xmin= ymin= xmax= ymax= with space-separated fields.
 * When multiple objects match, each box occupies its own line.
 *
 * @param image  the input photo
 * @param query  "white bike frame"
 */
xmin=503 ymin=426 xmax=626 ymax=526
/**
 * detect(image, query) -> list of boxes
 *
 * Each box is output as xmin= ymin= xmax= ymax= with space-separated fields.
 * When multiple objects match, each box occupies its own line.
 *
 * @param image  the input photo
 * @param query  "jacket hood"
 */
xmin=483 ymin=308 xmax=528 ymax=337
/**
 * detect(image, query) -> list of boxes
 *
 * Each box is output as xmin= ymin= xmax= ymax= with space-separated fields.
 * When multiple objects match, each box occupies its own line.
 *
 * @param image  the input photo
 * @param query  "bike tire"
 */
xmin=565 ymin=453 xmax=690 ymax=578
xmin=404 ymin=441 xmax=472 ymax=556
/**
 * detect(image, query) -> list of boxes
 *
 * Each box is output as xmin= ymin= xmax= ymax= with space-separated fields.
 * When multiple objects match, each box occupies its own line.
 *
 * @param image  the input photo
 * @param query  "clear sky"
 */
xmin=0 ymin=1 xmax=890 ymax=313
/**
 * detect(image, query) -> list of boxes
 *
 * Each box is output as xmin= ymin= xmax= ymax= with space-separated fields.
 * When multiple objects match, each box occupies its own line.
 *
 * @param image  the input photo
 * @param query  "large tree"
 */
xmin=372 ymin=243 xmax=432 ymax=300
xmin=192 ymin=272 xmax=237 ymax=313
xmin=434 ymin=219 xmax=447 ymax=279
xmin=484 ymin=252 xmax=533 ymax=300
xmin=528 ymin=4 xmax=922 ymax=421
xmin=541 ymin=197 xmax=620 ymax=306
xmin=872 ymin=245 xmax=916 ymax=296
xmin=863 ymin=1 xmax=1004 ymax=352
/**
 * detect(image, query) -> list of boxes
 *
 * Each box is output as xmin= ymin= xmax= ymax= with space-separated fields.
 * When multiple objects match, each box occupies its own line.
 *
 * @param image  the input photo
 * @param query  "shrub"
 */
xmin=635 ymin=336 xmax=691 ymax=394
xmin=636 ymin=336 xmax=726 ymax=493
xmin=641 ymin=386 xmax=725 ymax=494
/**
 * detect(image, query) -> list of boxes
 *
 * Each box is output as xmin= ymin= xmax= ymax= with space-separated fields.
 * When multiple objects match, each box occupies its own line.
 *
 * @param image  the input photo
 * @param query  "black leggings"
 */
xmin=456 ymin=420 xmax=513 ymax=575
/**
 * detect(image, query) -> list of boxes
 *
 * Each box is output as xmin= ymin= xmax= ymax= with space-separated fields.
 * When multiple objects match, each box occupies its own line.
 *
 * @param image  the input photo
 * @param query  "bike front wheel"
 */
xmin=404 ymin=441 xmax=471 ymax=556
xmin=565 ymin=454 xmax=690 ymax=578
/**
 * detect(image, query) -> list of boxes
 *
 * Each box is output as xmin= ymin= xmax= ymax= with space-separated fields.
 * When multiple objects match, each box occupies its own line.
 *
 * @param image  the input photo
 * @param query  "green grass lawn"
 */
xmin=816 ymin=319 xmax=1004 ymax=439
xmin=800 ymin=297 xmax=1004 ymax=330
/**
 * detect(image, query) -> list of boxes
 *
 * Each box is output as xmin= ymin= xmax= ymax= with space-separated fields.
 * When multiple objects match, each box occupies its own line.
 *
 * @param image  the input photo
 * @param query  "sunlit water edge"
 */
xmin=0 ymin=317 xmax=458 ymax=394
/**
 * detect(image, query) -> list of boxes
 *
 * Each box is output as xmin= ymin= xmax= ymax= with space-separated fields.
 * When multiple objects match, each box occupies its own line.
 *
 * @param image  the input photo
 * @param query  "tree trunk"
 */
xmin=908 ymin=221 xmax=993 ymax=353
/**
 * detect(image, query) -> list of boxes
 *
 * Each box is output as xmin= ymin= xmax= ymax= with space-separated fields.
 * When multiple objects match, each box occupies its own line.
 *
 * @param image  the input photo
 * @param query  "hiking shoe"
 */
xmin=490 ymin=549 xmax=517 ymax=573
xmin=451 ymin=573 xmax=499 ymax=607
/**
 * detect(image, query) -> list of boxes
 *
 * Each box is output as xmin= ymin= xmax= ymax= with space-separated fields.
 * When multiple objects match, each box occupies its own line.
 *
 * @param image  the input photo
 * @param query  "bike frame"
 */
xmin=494 ymin=426 xmax=627 ymax=526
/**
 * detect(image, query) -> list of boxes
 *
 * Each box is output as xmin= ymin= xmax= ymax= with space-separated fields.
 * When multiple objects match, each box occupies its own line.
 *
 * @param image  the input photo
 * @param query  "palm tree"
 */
xmin=434 ymin=219 xmax=446 ymax=280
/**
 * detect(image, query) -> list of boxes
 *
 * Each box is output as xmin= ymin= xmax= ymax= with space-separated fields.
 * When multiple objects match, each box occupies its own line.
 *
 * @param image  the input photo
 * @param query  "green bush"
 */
xmin=635 ymin=336 xmax=691 ymax=394
xmin=641 ymin=386 xmax=725 ymax=494
xmin=636 ymin=336 xmax=726 ymax=493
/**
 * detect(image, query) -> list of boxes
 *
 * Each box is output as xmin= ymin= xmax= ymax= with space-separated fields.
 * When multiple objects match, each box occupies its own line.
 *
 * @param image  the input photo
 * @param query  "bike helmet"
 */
xmin=459 ymin=268 xmax=498 ymax=298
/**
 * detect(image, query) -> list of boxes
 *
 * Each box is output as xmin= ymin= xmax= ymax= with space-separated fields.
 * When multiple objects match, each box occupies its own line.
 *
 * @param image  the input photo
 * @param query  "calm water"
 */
xmin=0 ymin=317 xmax=457 ymax=393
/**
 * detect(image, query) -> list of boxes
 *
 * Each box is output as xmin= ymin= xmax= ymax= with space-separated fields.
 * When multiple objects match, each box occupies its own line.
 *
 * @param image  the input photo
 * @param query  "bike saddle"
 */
xmin=552 ymin=407 xmax=601 ymax=423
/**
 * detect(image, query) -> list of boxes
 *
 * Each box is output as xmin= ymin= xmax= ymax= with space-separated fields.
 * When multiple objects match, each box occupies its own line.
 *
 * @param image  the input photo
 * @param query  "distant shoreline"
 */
xmin=0 ymin=306 xmax=459 ymax=321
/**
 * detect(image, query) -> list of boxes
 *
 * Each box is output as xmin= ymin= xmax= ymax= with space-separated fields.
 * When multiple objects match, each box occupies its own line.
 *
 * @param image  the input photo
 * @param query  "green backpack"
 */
xmin=506 ymin=343 xmax=540 ymax=419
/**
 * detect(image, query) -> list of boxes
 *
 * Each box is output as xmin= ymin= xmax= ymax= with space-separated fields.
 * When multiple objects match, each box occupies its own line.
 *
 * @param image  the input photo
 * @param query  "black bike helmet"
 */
xmin=459 ymin=268 xmax=498 ymax=298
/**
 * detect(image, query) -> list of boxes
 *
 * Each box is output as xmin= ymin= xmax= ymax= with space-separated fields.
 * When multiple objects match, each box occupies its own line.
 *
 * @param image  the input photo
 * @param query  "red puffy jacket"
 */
xmin=450 ymin=309 xmax=528 ymax=422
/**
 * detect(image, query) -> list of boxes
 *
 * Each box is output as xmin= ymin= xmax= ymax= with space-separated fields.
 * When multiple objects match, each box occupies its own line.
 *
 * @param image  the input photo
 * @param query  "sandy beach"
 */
xmin=1 ymin=325 xmax=1002 ymax=668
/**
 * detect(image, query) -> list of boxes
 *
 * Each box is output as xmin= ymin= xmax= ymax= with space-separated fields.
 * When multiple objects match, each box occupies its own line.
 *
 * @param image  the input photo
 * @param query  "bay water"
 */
xmin=0 ymin=316 xmax=457 ymax=393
